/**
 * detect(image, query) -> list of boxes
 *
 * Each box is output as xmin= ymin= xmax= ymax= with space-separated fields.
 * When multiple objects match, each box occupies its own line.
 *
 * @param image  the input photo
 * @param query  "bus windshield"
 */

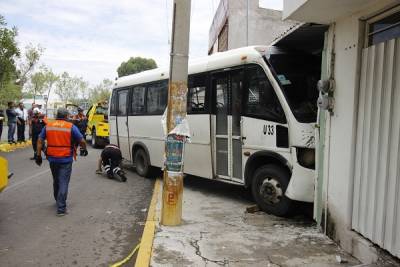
xmin=266 ymin=53 xmax=320 ymax=123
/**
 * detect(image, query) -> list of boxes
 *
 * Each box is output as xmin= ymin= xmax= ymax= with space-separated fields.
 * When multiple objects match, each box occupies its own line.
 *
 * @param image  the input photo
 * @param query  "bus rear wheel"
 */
xmin=134 ymin=149 xmax=150 ymax=177
xmin=251 ymin=164 xmax=292 ymax=217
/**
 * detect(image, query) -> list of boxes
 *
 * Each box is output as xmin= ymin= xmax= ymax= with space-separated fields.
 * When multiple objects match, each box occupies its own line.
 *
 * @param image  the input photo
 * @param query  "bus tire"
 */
xmin=91 ymin=128 xmax=98 ymax=148
xmin=134 ymin=149 xmax=150 ymax=177
xmin=251 ymin=164 xmax=292 ymax=217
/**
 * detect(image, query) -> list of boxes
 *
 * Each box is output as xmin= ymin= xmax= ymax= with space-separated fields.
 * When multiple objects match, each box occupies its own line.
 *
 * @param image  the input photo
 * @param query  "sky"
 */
xmin=0 ymin=0 xmax=283 ymax=86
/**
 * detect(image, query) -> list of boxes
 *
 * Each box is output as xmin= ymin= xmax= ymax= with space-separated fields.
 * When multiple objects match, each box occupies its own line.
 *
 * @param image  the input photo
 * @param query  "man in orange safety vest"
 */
xmin=36 ymin=108 xmax=88 ymax=216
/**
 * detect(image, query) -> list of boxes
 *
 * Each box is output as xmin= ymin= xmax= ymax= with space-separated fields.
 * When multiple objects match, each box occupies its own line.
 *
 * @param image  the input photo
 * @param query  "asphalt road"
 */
xmin=0 ymin=146 xmax=154 ymax=267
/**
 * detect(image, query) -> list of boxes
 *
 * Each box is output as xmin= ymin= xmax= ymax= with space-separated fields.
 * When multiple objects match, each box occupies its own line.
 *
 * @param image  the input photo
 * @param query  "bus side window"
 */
xmin=244 ymin=66 xmax=286 ymax=124
xmin=110 ymin=91 xmax=117 ymax=116
xmin=188 ymin=74 xmax=207 ymax=114
xmin=131 ymin=86 xmax=146 ymax=115
xmin=147 ymin=81 xmax=167 ymax=115
xmin=117 ymin=90 xmax=128 ymax=116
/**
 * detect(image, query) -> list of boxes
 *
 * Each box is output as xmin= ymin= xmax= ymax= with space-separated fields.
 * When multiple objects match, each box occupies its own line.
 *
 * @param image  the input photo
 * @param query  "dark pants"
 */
xmin=49 ymin=162 xmax=72 ymax=213
xmin=17 ymin=120 xmax=25 ymax=142
xmin=8 ymin=122 xmax=16 ymax=143
xmin=101 ymin=147 xmax=122 ymax=178
xmin=32 ymin=135 xmax=39 ymax=158
xmin=0 ymin=123 xmax=3 ymax=141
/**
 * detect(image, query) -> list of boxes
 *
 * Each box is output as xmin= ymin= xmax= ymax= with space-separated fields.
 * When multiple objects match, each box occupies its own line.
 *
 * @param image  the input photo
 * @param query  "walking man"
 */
xmin=16 ymin=102 xmax=28 ymax=142
xmin=6 ymin=102 xmax=17 ymax=144
xmin=36 ymin=108 xmax=88 ymax=216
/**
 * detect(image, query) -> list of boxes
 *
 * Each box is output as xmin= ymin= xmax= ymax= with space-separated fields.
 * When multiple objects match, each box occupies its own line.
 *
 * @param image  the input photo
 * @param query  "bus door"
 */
xmin=109 ymin=92 xmax=118 ymax=145
xmin=116 ymin=89 xmax=131 ymax=160
xmin=212 ymin=69 xmax=243 ymax=182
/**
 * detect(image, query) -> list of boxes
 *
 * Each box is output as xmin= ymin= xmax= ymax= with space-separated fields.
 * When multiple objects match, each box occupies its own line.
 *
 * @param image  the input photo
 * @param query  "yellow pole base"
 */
xmin=161 ymin=171 xmax=183 ymax=226
xmin=0 ymin=157 xmax=8 ymax=192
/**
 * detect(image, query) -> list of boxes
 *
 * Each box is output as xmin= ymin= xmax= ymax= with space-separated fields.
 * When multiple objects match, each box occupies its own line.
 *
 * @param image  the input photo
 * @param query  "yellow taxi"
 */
xmin=86 ymin=102 xmax=109 ymax=148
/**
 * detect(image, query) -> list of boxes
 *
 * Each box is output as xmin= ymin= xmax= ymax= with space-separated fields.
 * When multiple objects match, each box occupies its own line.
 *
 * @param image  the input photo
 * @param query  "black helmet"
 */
xmin=56 ymin=108 xmax=69 ymax=119
xmin=78 ymin=107 xmax=83 ymax=112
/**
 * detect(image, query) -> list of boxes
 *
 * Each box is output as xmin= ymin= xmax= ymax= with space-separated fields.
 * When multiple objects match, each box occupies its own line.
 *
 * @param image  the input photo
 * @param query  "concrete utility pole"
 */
xmin=161 ymin=0 xmax=191 ymax=226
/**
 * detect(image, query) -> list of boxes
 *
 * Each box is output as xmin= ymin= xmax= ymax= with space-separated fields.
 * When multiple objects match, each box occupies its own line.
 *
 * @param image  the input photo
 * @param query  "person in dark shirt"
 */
xmin=72 ymin=107 xmax=87 ymax=139
xmin=96 ymin=144 xmax=126 ymax=182
xmin=6 ymin=102 xmax=17 ymax=144
xmin=30 ymin=108 xmax=46 ymax=160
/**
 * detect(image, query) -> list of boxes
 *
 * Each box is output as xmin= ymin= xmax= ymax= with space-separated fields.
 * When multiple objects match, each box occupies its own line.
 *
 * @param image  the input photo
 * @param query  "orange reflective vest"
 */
xmin=46 ymin=120 xmax=74 ymax=158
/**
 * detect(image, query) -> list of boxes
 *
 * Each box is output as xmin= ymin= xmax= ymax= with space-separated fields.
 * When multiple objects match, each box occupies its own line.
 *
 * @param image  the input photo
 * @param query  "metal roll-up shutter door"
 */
xmin=352 ymin=38 xmax=400 ymax=257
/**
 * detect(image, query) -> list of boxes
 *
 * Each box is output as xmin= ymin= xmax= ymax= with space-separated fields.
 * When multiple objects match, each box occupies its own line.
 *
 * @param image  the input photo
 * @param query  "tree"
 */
xmin=0 ymin=80 xmax=22 ymax=107
xmin=27 ymin=68 xmax=47 ymax=101
xmin=17 ymin=43 xmax=44 ymax=86
xmin=55 ymin=72 xmax=75 ymax=103
xmin=42 ymin=68 xmax=59 ymax=113
xmin=117 ymin=57 xmax=157 ymax=77
xmin=54 ymin=72 xmax=89 ymax=105
xmin=89 ymin=79 xmax=113 ymax=104
xmin=0 ymin=14 xmax=20 ymax=100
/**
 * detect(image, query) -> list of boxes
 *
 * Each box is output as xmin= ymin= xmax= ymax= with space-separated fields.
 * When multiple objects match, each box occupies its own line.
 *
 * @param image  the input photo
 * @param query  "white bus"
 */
xmin=109 ymin=46 xmax=318 ymax=216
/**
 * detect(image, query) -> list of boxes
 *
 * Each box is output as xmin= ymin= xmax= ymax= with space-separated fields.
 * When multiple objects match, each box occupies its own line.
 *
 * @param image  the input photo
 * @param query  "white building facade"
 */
xmin=283 ymin=0 xmax=400 ymax=263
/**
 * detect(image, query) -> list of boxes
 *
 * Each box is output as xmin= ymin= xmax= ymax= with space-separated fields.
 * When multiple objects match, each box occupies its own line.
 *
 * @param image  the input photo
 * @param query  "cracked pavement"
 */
xmin=150 ymin=176 xmax=360 ymax=267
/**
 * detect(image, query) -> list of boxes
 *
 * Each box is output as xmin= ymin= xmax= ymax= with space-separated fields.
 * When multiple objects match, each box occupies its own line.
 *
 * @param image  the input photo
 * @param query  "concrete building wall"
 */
xmin=283 ymin=0 xmax=399 ymax=263
xmin=325 ymin=12 xmax=362 ymax=253
xmin=315 ymin=0 xmax=397 ymax=262
xmin=209 ymin=0 xmax=298 ymax=53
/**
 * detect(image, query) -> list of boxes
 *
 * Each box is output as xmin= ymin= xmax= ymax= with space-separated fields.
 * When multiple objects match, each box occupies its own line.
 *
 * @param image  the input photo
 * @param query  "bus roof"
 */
xmin=113 ymin=46 xmax=269 ymax=89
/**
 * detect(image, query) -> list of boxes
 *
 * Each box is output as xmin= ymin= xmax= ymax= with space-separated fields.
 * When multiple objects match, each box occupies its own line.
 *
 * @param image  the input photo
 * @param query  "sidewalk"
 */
xmin=150 ymin=176 xmax=360 ymax=267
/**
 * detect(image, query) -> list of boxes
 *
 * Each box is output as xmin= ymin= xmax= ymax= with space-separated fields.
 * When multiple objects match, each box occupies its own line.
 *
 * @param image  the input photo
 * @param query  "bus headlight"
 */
xmin=296 ymin=148 xmax=315 ymax=169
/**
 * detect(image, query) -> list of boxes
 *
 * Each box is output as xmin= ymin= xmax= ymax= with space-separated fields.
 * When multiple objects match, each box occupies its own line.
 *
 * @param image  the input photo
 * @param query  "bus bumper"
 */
xmin=285 ymin=161 xmax=315 ymax=203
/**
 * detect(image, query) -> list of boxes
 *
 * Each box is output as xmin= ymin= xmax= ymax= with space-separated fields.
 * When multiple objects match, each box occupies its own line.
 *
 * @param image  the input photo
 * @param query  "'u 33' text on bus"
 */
xmin=109 ymin=46 xmax=319 ymax=216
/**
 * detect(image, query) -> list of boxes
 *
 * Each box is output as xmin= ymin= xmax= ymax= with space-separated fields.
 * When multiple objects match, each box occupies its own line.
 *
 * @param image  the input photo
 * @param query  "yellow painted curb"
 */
xmin=0 ymin=141 xmax=31 ymax=152
xmin=135 ymin=179 xmax=161 ymax=267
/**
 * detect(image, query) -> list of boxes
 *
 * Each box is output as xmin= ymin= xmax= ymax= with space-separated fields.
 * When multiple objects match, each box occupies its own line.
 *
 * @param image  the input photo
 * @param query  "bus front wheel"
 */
xmin=134 ymin=149 xmax=150 ymax=177
xmin=251 ymin=164 xmax=292 ymax=217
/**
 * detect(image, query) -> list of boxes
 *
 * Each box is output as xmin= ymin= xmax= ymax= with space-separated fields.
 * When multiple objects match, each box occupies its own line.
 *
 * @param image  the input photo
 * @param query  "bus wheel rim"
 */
xmin=260 ymin=177 xmax=283 ymax=205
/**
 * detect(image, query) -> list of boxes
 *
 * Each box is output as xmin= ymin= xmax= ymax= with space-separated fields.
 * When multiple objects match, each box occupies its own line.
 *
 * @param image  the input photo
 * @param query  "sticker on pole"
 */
xmin=165 ymin=134 xmax=185 ymax=172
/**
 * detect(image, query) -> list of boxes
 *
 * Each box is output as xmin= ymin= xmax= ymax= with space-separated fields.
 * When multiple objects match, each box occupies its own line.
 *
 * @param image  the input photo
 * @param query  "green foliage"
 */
xmin=25 ymin=66 xmax=59 ymax=104
xmin=0 ymin=80 xmax=22 ymax=107
xmin=89 ymin=79 xmax=113 ymax=104
xmin=17 ymin=43 xmax=44 ymax=86
xmin=54 ymin=72 xmax=89 ymax=105
xmin=28 ymin=70 xmax=47 ymax=96
xmin=0 ymin=14 xmax=20 ymax=94
xmin=117 ymin=57 xmax=157 ymax=77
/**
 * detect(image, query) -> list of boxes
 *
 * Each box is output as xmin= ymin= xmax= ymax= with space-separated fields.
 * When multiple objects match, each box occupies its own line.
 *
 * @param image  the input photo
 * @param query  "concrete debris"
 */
xmin=246 ymin=205 xmax=260 ymax=213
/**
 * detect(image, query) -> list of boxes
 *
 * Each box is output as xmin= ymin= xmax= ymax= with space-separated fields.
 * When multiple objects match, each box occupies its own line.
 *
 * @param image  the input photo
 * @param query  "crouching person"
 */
xmin=36 ymin=108 xmax=88 ymax=216
xmin=96 ymin=144 xmax=126 ymax=182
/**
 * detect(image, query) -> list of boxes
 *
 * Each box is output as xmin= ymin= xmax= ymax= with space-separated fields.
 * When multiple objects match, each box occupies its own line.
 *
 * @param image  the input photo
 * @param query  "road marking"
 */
xmin=135 ymin=179 xmax=161 ymax=267
xmin=3 ymin=169 xmax=51 ymax=193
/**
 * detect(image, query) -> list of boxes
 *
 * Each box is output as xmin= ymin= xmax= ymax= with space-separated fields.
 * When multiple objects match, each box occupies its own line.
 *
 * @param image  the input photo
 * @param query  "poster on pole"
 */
xmin=165 ymin=134 xmax=185 ymax=172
